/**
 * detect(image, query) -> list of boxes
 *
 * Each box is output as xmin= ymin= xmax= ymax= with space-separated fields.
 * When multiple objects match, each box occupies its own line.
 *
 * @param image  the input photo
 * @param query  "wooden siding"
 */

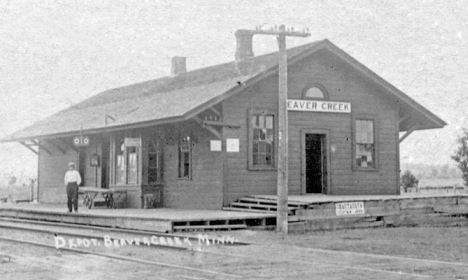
xmin=162 ymin=123 xmax=224 ymax=210
xmin=223 ymin=77 xmax=279 ymax=205
xmin=38 ymin=137 xmax=105 ymax=204
xmin=38 ymin=139 xmax=78 ymax=203
xmin=222 ymin=48 xmax=399 ymax=205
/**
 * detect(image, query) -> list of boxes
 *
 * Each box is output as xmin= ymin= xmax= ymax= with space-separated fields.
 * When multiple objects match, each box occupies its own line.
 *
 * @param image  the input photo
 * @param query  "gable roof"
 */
xmin=1 ymin=39 xmax=445 ymax=142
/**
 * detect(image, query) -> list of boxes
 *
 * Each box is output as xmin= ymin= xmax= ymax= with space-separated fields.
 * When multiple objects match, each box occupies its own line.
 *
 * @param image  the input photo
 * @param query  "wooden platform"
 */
xmin=0 ymin=203 xmax=275 ymax=232
xmin=226 ymin=193 xmax=468 ymax=233
xmin=3 ymin=193 xmax=468 ymax=233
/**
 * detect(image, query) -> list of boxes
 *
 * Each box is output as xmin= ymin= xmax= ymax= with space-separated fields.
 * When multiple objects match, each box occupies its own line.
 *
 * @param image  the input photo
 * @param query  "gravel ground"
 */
xmin=2 ymin=225 xmax=468 ymax=279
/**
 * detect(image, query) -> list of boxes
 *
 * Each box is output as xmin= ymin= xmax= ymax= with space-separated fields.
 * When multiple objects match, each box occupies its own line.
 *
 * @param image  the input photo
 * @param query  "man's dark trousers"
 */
xmin=66 ymin=182 xmax=79 ymax=212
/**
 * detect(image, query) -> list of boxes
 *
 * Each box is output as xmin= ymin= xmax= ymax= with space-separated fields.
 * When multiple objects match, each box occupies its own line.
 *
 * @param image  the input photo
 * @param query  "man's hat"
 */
xmin=69 ymin=162 xmax=75 ymax=167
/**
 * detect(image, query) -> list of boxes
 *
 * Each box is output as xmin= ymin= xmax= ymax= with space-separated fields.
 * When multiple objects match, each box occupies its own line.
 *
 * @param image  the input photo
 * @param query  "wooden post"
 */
xmin=276 ymin=26 xmax=289 ymax=235
xmin=238 ymin=25 xmax=310 ymax=235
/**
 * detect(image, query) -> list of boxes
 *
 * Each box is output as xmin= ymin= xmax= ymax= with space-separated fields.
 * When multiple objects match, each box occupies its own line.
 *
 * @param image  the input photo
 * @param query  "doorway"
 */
xmin=302 ymin=132 xmax=328 ymax=194
xmin=101 ymin=140 xmax=109 ymax=189
xmin=78 ymin=149 xmax=86 ymax=186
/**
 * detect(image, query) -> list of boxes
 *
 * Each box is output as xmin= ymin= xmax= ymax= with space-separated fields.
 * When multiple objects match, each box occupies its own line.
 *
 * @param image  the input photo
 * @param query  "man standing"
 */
xmin=64 ymin=162 xmax=82 ymax=213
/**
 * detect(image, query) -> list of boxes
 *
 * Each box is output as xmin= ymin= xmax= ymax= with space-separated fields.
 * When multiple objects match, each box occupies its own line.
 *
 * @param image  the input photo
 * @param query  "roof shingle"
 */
xmin=1 ymin=39 xmax=445 ymax=142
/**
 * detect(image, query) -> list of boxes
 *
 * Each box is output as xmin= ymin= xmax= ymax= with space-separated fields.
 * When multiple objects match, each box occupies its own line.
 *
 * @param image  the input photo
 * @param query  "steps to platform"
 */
xmin=226 ymin=196 xmax=309 ymax=215
xmin=241 ymin=196 xmax=310 ymax=208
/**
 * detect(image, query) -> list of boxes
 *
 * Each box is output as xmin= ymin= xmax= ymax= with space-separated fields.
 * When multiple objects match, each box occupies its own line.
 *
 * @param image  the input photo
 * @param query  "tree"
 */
xmin=452 ymin=130 xmax=468 ymax=186
xmin=8 ymin=176 xmax=17 ymax=186
xmin=401 ymin=170 xmax=419 ymax=192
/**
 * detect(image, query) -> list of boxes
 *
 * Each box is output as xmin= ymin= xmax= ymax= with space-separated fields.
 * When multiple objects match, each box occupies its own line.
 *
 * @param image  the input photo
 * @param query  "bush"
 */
xmin=401 ymin=170 xmax=419 ymax=192
xmin=452 ymin=130 xmax=468 ymax=187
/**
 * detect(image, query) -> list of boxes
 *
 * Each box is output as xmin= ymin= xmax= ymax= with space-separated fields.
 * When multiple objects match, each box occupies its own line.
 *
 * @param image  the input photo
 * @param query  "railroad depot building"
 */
xmin=2 ymin=32 xmax=445 ymax=210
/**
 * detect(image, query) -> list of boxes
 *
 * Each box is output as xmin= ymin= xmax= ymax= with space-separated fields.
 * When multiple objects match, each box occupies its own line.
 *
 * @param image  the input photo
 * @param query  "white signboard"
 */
xmin=287 ymin=99 xmax=351 ymax=113
xmin=210 ymin=140 xmax=222 ymax=152
xmin=124 ymin=138 xmax=141 ymax=147
xmin=335 ymin=202 xmax=365 ymax=216
xmin=226 ymin=138 xmax=239 ymax=153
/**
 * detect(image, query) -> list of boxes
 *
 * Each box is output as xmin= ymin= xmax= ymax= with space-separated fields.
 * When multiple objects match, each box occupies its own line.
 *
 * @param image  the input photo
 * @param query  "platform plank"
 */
xmin=173 ymin=224 xmax=247 ymax=230
xmin=222 ymin=207 xmax=272 ymax=214
xmin=433 ymin=204 xmax=468 ymax=214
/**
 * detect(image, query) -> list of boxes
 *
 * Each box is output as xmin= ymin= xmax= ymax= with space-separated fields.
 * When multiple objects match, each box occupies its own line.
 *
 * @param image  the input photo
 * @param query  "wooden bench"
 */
xmin=79 ymin=187 xmax=127 ymax=209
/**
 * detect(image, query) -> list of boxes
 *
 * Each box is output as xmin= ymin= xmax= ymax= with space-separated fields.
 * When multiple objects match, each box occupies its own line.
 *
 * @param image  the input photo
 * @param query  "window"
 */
xmin=114 ymin=136 xmax=140 ymax=185
xmin=126 ymin=146 xmax=137 ymax=184
xmin=249 ymin=111 xmax=275 ymax=169
xmin=178 ymin=135 xmax=191 ymax=178
xmin=116 ymin=138 xmax=125 ymax=184
xmin=355 ymin=119 xmax=376 ymax=169
xmin=303 ymin=84 xmax=328 ymax=99
xmin=148 ymin=139 xmax=162 ymax=184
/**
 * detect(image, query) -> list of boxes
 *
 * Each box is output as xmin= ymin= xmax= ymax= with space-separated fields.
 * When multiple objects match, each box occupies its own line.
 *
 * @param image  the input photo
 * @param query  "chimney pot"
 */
xmin=171 ymin=56 xmax=187 ymax=76
xmin=235 ymin=30 xmax=254 ymax=61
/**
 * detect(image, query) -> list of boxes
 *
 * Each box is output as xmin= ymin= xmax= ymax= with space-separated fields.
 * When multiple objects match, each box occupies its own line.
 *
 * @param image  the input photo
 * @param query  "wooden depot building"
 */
xmin=2 ymin=31 xmax=446 ymax=210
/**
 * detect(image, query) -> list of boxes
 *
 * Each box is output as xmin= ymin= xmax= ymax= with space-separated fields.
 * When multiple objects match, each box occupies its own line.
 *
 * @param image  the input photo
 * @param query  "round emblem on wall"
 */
xmin=73 ymin=136 xmax=90 ymax=146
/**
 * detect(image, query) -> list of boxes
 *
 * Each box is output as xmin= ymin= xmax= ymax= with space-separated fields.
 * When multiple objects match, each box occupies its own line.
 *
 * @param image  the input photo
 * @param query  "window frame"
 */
xmin=178 ymin=134 xmax=192 ymax=179
xmin=112 ymin=135 xmax=141 ymax=185
xmin=248 ymin=108 xmax=277 ymax=171
xmin=302 ymin=83 xmax=329 ymax=100
xmin=147 ymin=137 xmax=163 ymax=184
xmin=352 ymin=115 xmax=379 ymax=171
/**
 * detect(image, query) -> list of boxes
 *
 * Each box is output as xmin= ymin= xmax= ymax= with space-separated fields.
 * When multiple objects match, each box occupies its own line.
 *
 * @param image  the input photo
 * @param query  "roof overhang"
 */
xmin=1 ymin=39 xmax=446 ymax=143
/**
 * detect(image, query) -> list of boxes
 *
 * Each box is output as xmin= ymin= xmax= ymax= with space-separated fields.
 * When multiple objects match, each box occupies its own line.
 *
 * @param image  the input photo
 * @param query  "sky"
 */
xmin=0 ymin=0 xmax=467 ymax=182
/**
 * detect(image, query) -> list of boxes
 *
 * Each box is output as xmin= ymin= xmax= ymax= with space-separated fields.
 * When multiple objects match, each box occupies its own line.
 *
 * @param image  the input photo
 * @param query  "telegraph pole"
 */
xmin=241 ymin=25 xmax=310 ymax=235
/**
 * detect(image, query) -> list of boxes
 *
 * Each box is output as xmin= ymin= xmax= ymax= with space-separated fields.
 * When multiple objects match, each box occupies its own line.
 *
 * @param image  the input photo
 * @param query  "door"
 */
xmin=78 ymin=149 xmax=86 ymax=186
xmin=101 ymin=140 xmax=109 ymax=189
xmin=304 ymin=133 xmax=327 ymax=194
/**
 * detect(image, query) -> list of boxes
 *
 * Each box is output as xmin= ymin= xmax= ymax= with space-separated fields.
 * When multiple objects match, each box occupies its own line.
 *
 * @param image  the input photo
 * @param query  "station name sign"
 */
xmin=335 ymin=201 xmax=365 ymax=216
xmin=287 ymin=99 xmax=351 ymax=113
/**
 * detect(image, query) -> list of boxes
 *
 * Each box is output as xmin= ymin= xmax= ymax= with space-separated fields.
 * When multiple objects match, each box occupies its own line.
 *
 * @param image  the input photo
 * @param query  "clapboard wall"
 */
xmin=38 ymin=139 xmax=77 ymax=203
xmin=38 ymin=138 xmax=102 ymax=203
xmin=222 ymin=47 xmax=399 ymax=205
xmin=162 ymin=123 xmax=224 ymax=210
xmin=287 ymin=49 xmax=398 ymax=195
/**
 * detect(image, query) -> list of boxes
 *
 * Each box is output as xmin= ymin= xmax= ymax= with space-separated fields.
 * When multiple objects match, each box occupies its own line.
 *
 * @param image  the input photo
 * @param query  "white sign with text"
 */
xmin=335 ymin=201 xmax=365 ymax=216
xmin=124 ymin=138 xmax=141 ymax=147
xmin=226 ymin=138 xmax=239 ymax=152
xmin=287 ymin=99 xmax=351 ymax=113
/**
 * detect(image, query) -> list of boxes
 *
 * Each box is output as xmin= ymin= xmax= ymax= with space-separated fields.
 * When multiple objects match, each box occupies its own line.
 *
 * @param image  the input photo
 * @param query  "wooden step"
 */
xmin=173 ymin=224 xmax=247 ymax=231
xmin=243 ymin=196 xmax=310 ymax=207
xmin=230 ymin=202 xmax=299 ymax=211
xmin=222 ymin=207 xmax=272 ymax=214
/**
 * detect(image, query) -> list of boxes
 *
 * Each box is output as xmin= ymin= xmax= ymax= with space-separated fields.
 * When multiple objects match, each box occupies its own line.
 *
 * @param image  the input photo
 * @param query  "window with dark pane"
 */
xmin=115 ymin=137 xmax=125 ymax=184
xmin=148 ymin=140 xmax=161 ymax=184
xmin=355 ymin=119 xmax=375 ymax=168
xmin=252 ymin=114 xmax=274 ymax=167
xmin=126 ymin=146 xmax=137 ymax=184
xmin=178 ymin=136 xmax=191 ymax=178
xmin=114 ymin=136 xmax=140 ymax=185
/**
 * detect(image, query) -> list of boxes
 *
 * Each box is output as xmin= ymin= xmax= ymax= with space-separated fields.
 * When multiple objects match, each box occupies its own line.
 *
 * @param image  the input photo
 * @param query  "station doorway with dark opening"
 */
xmin=303 ymin=133 xmax=328 ymax=194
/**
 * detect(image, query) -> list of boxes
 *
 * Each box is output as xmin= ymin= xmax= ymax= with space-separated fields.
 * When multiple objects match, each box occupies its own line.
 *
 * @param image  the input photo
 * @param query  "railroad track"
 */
xmin=3 ymin=217 xmax=468 ymax=279
xmin=0 ymin=217 xmax=248 ymax=250
xmin=0 ymin=236 xmax=244 ymax=280
xmin=0 ymin=217 xmax=249 ymax=279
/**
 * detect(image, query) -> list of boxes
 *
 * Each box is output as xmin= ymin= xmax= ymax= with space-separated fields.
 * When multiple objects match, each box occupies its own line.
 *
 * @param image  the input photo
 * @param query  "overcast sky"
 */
xmin=1 ymin=0 xmax=467 ymax=180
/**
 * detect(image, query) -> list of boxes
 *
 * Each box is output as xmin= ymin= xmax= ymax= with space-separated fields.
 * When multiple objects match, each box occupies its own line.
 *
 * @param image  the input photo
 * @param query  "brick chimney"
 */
xmin=235 ymin=30 xmax=254 ymax=61
xmin=171 ymin=56 xmax=187 ymax=76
